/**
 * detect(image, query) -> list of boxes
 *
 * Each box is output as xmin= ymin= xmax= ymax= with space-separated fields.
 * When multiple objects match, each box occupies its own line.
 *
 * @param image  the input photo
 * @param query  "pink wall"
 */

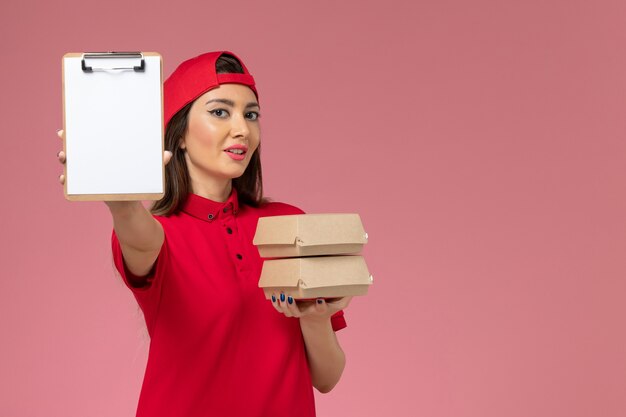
xmin=1 ymin=0 xmax=625 ymax=416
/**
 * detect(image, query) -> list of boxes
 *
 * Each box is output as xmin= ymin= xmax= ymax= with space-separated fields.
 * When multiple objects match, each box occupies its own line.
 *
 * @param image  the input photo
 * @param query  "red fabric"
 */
xmin=163 ymin=51 xmax=259 ymax=127
xmin=111 ymin=188 xmax=346 ymax=417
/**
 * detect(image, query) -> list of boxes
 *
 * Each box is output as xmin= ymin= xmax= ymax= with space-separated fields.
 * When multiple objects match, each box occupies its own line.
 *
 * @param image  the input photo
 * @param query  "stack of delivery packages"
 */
xmin=253 ymin=213 xmax=373 ymax=300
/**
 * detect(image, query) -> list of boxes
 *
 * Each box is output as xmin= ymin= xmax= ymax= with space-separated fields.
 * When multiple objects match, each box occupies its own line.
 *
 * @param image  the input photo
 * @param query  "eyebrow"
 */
xmin=205 ymin=98 xmax=260 ymax=109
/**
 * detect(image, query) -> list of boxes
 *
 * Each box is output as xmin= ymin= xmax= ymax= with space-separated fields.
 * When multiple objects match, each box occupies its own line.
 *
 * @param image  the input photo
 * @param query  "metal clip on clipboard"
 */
xmin=81 ymin=52 xmax=145 ymax=72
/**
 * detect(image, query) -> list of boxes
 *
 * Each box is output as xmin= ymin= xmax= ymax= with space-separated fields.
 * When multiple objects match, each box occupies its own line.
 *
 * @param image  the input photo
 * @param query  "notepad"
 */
xmin=62 ymin=52 xmax=164 ymax=201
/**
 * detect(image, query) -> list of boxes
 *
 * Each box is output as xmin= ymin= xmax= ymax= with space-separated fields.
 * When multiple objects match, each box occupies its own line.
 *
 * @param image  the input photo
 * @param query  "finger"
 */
xmin=328 ymin=296 xmax=353 ymax=310
xmin=164 ymin=150 xmax=173 ymax=165
xmin=277 ymin=292 xmax=293 ymax=317
xmin=57 ymin=129 xmax=63 ymax=139
xmin=314 ymin=298 xmax=329 ymax=314
xmin=285 ymin=295 xmax=302 ymax=318
xmin=59 ymin=174 xmax=65 ymax=185
xmin=270 ymin=293 xmax=282 ymax=313
xmin=57 ymin=150 xmax=66 ymax=164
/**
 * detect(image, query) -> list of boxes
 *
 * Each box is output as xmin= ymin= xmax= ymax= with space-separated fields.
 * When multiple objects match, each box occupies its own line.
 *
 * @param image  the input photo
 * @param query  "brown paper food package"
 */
xmin=253 ymin=213 xmax=368 ymax=258
xmin=258 ymin=255 xmax=373 ymax=300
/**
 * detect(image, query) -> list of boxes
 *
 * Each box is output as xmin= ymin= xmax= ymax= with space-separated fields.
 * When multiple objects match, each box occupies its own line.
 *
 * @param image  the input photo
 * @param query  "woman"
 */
xmin=56 ymin=51 xmax=351 ymax=417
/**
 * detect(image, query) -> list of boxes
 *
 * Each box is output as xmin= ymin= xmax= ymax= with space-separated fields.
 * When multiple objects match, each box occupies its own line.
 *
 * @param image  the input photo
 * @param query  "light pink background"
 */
xmin=1 ymin=0 xmax=625 ymax=416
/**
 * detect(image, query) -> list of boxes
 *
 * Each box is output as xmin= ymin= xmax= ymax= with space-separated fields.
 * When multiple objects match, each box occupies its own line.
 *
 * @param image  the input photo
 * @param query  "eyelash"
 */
xmin=209 ymin=109 xmax=260 ymax=120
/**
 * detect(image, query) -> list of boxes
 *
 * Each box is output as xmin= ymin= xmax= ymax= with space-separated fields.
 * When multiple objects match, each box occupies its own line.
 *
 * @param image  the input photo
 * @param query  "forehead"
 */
xmin=199 ymin=83 xmax=257 ymax=104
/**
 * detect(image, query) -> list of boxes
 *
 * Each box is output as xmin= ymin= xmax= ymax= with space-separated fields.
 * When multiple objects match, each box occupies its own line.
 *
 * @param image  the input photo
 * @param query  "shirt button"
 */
xmin=223 ymin=207 xmax=229 ymax=213
xmin=208 ymin=213 xmax=214 ymax=220
xmin=236 ymin=254 xmax=243 ymax=260
xmin=226 ymin=227 xmax=233 ymax=234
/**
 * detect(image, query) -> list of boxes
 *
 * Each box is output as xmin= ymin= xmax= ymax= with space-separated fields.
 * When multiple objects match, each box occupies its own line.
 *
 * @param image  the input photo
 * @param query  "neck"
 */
xmin=190 ymin=177 xmax=232 ymax=202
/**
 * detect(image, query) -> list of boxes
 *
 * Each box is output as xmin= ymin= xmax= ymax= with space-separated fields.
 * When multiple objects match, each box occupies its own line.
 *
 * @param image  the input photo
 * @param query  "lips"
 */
xmin=224 ymin=145 xmax=248 ymax=154
xmin=225 ymin=151 xmax=246 ymax=161
xmin=223 ymin=144 xmax=247 ymax=162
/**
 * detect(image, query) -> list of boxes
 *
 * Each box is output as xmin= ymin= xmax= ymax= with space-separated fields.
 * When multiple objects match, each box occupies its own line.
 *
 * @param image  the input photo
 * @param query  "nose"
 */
xmin=230 ymin=112 xmax=250 ymax=139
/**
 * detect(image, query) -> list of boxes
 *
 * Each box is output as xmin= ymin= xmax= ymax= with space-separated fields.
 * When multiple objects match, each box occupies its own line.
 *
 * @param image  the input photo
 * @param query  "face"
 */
xmin=181 ymin=83 xmax=261 ymax=185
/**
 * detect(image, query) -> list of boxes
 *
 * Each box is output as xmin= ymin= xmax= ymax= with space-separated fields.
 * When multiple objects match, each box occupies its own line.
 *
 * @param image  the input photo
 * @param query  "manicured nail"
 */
xmin=271 ymin=295 xmax=276 ymax=302
xmin=280 ymin=293 xmax=285 ymax=302
xmin=288 ymin=296 xmax=293 ymax=304
xmin=317 ymin=299 xmax=323 ymax=304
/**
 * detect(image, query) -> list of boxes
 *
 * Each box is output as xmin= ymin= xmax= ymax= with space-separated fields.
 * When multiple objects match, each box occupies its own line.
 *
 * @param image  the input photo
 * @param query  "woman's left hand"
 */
xmin=270 ymin=293 xmax=352 ymax=322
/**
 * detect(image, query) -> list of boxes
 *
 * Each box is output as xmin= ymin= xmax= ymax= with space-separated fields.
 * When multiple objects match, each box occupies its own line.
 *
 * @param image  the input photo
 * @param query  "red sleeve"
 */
xmin=110 ymin=221 xmax=169 ymax=333
xmin=331 ymin=310 xmax=347 ymax=332
xmin=111 ymin=230 xmax=160 ymax=291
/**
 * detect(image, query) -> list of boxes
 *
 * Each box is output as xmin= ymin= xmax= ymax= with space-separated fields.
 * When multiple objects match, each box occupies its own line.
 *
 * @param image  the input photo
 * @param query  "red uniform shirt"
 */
xmin=111 ymin=188 xmax=346 ymax=417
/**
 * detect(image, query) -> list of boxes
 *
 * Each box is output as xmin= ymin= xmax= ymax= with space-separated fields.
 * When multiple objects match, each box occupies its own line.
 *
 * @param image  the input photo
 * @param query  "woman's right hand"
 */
xmin=56 ymin=129 xmax=173 ymax=210
xmin=56 ymin=129 xmax=66 ymax=184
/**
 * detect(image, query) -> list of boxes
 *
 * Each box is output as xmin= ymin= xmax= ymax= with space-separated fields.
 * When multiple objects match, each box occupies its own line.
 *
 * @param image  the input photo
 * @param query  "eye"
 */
xmin=246 ymin=112 xmax=260 ymax=121
xmin=209 ymin=109 xmax=229 ymax=118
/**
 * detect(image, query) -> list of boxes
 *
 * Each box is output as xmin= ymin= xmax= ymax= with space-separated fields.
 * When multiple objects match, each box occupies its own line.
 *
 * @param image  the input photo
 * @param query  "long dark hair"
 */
xmin=151 ymin=54 xmax=270 ymax=216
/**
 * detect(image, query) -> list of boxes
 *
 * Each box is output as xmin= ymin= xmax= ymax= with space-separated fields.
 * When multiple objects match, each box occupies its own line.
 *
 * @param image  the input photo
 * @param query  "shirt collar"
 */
xmin=181 ymin=187 xmax=240 ymax=222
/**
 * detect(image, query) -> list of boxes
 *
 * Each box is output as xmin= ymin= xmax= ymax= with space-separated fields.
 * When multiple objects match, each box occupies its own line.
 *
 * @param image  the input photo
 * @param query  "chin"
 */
xmin=224 ymin=168 xmax=248 ymax=179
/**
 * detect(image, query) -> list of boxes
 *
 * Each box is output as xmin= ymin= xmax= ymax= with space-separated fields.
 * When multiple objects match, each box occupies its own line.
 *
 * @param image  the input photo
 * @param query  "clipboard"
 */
xmin=62 ymin=52 xmax=164 ymax=201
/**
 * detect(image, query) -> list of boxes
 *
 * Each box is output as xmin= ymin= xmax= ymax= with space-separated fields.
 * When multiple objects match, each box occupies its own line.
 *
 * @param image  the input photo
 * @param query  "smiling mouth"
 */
xmin=225 ymin=149 xmax=246 ymax=155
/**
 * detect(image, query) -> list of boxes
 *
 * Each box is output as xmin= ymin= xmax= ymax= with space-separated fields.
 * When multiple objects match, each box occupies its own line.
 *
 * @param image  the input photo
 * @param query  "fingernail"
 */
xmin=317 ymin=299 xmax=323 ymax=304
xmin=280 ymin=293 xmax=285 ymax=302
xmin=56 ymin=129 xmax=62 ymax=134
xmin=271 ymin=295 xmax=276 ymax=302
xmin=288 ymin=296 xmax=293 ymax=304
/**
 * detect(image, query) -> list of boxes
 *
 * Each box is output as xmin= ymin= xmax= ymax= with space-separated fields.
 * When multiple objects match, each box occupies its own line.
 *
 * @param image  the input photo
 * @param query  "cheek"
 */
xmin=249 ymin=128 xmax=261 ymax=149
xmin=244 ymin=139 xmax=259 ymax=159
xmin=249 ymin=132 xmax=260 ymax=147
xmin=187 ymin=118 xmax=220 ymax=151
